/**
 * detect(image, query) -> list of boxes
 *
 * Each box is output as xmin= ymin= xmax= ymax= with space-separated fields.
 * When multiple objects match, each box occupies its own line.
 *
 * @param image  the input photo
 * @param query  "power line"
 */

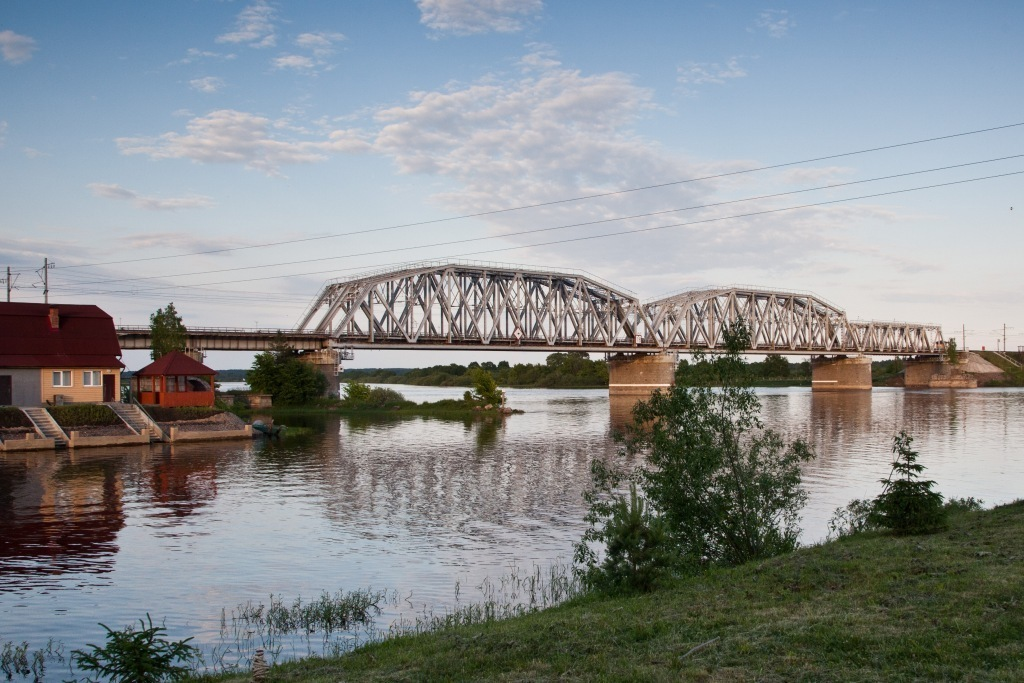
xmin=57 ymin=154 xmax=1024 ymax=288
xmin=59 ymin=121 xmax=1024 ymax=271
xmin=55 ymin=168 xmax=1024 ymax=295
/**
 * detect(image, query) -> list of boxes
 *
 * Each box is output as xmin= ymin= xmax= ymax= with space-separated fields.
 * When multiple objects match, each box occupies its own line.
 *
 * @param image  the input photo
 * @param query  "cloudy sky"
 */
xmin=2 ymin=1 xmax=1022 ymax=369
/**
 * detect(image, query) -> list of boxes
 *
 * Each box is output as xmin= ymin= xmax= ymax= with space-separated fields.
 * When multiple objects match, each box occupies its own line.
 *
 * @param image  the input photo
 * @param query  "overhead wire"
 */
xmin=57 ymin=154 xmax=1024 ymax=288
xmin=54 ymin=167 xmax=1024 ymax=295
xmin=57 ymin=121 xmax=1024 ymax=271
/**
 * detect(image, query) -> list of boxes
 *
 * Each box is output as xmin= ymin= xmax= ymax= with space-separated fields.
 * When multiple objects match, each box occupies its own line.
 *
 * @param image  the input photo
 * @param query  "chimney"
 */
xmin=48 ymin=306 xmax=59 ymax=330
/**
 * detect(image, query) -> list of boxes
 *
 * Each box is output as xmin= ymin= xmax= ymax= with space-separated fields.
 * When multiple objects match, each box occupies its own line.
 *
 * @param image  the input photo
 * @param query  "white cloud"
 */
xmin=88 ymin=182 xmax=216 ymax=211
xmin=755 ymin=9 xmax=794 ymax=38
xmin=273 ymin=54 xmax=316 ymax=71
xmin=0 ymin=30 xmax=37 ymax=64
xmin=190 ymin=76 xmax=225 ymax=94
xmin=115 ymin=109 xmax=371 ymax=174
xmin=677 ymin=57 xmax=747 ymax=88
xmin=0 ymin=120 xmax=6 ymax=147
xmin=216 ymin=1 xmax=277 ymax=48
xmin=295 ymin=31 xmax=346 ymax=55
xmin=24 ymin=147 xmax=50 ymax=159
xmin=173 ymin=47 xmax=236 ymax=66
xmin=417 ymin=0 xmax=542 ymax=35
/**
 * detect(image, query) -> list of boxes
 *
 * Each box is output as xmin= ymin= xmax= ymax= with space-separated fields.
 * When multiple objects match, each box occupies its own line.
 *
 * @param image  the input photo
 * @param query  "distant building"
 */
xmin=131 ymin=351 xmax=217 ymax=407
xmin=0 ymin=303 xmax=124 ymax=406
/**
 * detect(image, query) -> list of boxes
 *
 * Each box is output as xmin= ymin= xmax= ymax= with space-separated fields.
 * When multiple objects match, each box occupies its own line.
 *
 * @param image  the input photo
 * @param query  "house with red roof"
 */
xmin=130 ymin=351 xmax=217 ymax=407
xmin=0 ymin=302 xmax=125 ymax=406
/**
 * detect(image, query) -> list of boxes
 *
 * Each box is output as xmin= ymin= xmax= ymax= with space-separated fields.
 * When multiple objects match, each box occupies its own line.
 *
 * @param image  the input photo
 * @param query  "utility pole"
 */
xmin=42 ymin=258 xmax=54 ymax=304
xmin=1004 ymin=324 xmax=1007 ymax=354
xmin=2 ymin=267 xmax=9 ymax=302
xmin=962 ymin=324 xmax=966 ymax=352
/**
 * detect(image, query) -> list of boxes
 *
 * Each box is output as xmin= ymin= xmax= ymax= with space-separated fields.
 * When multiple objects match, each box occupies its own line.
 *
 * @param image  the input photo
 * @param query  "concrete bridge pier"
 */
xmin=811 ymin=355 xmax=872 ymax=391
xmin=904 ymin=358 xmax=977 ymax=388
xmin=185 ymin=348 xmax=206 ymax=363
xmin=608 ymin=352 xmax=678 ymax=428
xmin=298 ymin=349 xmax=341 ymax=397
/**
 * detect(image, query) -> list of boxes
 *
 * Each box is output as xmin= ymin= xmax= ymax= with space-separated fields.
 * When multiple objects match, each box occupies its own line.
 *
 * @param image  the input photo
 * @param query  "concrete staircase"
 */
xmin=106 ymin=402 xmax=164 ymax=442
xmin=22 ymin=407 xmax=69 ymax=448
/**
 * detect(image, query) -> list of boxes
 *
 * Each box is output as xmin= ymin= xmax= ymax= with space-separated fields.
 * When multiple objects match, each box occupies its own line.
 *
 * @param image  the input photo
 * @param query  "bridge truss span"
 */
xmin=297 ymin=262 xmax=645 ymax=351
xmin=297 ymin=262 xmax=943 ymax=355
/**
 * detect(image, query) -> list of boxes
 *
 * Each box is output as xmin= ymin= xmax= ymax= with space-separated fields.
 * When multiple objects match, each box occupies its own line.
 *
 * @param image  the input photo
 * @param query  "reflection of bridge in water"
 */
xmin=117 ymin=261 xmax=946 ymax=395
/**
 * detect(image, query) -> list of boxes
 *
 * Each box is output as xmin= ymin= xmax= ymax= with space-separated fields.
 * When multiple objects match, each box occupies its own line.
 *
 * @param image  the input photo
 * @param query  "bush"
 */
xmin=47 ymin=405 xmax=121 ymax=428
xmin=0 ymin=407 xmax=32 ymax=429
xmin=577 ymin=321 xmax=814 ymax=589
xmin=72 ymin=614 xmax=201 ymax=683
xmin=869 ymin=431 xmax=947 ymax=535
xmin=575 ymin=478 xmax=672 ymax=592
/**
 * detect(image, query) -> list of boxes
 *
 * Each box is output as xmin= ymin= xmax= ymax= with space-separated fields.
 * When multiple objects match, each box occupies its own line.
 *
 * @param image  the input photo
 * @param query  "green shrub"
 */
xmin=869 ymin=431 xmax=947 ymax=535
xmin=72 ymin=615 xmax=200 ymax=683
xmin=0 ymin=407 xmax=32 ymax=429
xmin=47 ymin=405 xmax=121 ymax=428
xmin=576 ymin=481 xmax=672 ymax=592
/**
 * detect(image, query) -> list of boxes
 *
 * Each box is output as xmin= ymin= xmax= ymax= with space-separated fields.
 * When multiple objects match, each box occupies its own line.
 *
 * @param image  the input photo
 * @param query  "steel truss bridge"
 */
xmin=284 ymin=261 xmax=943 ymax=356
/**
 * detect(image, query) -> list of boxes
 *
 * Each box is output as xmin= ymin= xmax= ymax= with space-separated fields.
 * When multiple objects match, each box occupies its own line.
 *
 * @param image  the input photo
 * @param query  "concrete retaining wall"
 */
xmin=68 ymin=429 xmax=152 ymax=449
xmin=0 ymin=433 xmax=55 ymax=451
xmin=167 ymin=425 xmax=253 ymax=442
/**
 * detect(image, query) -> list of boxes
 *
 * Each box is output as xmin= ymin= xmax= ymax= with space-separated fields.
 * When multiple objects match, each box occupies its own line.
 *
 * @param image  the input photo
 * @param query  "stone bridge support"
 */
xmin=811 ymin=355 xmax=872 ymax=391
xmin=904 ymin=358 xmax=976 ymax=388
xmin=608 ymin=352 xmax=678 ymax=427
xmin=298 ymin=349 xmax=340 ymax=397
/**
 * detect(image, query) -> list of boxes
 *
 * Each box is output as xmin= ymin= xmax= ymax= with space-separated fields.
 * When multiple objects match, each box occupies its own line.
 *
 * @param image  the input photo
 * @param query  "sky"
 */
xmin=1 ymin=1 xmax=1022 ymax=371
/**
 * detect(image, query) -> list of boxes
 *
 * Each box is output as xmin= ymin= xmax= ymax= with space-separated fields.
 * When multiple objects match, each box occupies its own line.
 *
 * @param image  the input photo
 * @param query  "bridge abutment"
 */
xmin=608 ymin=352 xmax=677 ymax=427
xmin=811 ymin=355 xmax=872 ymax=391
xmin=298 ymin=349 xmax=341 ymax=397
xmin=904 ymin=358 xmax=977 ymax=388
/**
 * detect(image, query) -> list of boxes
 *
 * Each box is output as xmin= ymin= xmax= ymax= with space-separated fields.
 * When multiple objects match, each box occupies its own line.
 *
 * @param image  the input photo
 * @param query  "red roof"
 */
xmin=134 ymin=350 xmax=216 ymax=377
xmin=0 ymin=302 xmax=125 ymax=369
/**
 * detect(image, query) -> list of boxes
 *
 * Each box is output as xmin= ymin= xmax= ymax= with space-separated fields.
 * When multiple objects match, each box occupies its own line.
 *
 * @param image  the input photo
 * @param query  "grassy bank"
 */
xmin=206 ymin=500 xmax=1023 ymax=681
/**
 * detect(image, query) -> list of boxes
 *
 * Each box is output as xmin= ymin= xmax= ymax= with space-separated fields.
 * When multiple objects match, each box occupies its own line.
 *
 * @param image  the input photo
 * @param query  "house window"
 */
xmin=53 ymin=370 xmax=72 ymax=387
xmin=83 ymin=371 xmax=102 ymax=386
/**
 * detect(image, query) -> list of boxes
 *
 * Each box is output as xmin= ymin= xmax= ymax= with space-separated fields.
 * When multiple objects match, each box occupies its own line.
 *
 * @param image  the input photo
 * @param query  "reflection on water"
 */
xmin=1 ymin=386 xmax=1022 ymax=677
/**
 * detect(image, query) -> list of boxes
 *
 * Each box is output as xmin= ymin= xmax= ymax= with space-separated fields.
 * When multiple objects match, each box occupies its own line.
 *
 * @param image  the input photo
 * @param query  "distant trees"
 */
xmin=339 ymin=353 xmax=609 ymax=388
xmin=247 ymin=339 xmax=328 ymax=405
xmin=149 ymin=303 xmax=187 ymax=360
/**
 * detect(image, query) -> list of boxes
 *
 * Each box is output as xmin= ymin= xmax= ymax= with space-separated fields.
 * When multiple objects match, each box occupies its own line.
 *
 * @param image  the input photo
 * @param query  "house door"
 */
xmin=103 ymin=374 xmax=116 ymax=402
xmin=0 ymin=375 xmax=11 ymax=405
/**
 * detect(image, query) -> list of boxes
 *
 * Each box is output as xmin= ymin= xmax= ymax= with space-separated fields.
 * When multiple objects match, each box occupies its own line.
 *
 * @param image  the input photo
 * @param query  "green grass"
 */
xmin=203 ymin=501 xmax=1024 ymax=682
xmin=977 ymin=351 xmax=1024 ymax=385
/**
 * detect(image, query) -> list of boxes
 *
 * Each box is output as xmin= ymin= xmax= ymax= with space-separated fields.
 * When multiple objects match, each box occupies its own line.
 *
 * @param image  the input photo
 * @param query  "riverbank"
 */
xmin=207 ymin=500 xmax=1023 ymax=681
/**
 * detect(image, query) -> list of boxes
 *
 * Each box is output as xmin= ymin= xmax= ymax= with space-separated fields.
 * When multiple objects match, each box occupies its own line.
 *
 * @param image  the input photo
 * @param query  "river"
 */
xmin=1 ymin=386 xmax=1022 ymax=678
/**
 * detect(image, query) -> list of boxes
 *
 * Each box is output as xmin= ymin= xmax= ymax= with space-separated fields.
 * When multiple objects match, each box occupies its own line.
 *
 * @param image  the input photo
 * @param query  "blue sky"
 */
xmin=2 ymin=1 xmax=1022 ymax=369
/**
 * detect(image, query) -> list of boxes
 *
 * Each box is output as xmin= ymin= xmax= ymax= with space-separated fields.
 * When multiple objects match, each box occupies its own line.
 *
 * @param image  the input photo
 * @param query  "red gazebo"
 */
xmin=131 ymin=351 xmax=217 ymax=407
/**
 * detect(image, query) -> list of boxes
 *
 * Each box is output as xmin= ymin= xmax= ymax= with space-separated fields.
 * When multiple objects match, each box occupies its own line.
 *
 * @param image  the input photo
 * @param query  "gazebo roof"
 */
xmin=134 ymin=350 xmax=217 ymax=377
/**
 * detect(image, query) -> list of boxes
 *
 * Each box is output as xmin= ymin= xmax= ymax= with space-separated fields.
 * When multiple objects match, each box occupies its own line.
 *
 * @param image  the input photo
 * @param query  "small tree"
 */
xmin=576 ymin=320 xmax=814 ymax=589
xmin=72 ymin=614 xmax=200 ymax=683
xmin=471 ymin=368 xmax=503 ymax=405
xmin=149 ymin=303 xmax=187 ymax=360
xmin=945 ymin=337 xmax=959 ymax=365
xmin=869 ymin=431 xmax=946 ymax=535
xmin=247 ymin=339 xmax=328 ymax=405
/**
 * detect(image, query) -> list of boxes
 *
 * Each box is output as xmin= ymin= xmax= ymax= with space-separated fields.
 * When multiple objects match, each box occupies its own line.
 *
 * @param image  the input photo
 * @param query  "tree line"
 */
xmin=340 ymin=352 xmax=610 ymax=388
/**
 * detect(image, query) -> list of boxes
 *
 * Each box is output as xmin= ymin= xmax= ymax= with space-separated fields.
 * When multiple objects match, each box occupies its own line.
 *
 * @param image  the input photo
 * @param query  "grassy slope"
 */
xmin=977 ymin=351 xmax=1024 ymax=385
xmin=211 ymin=501 xmax=1024 ymax=682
